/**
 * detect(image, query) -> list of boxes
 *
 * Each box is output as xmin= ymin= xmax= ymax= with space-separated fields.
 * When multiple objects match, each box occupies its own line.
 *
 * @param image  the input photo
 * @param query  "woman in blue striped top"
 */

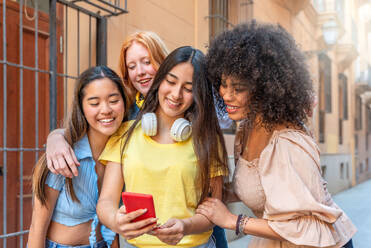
xmin=28 ymin=66 xmax=127 ymax=248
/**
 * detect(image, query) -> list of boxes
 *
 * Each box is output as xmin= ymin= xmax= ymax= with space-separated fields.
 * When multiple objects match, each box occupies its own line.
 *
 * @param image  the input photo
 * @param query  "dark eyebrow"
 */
xmin=108 ymin=93 xmax=120 ymax=97
xmin=168 ymin=72 xmax=178 ymax=79
xmin=87 ymin=93 xmax=120 ymax=101
xmin=168 ymin=73 xmax=193 ymax=85
xmin=87 ymin=97 xmax=99 ymax=101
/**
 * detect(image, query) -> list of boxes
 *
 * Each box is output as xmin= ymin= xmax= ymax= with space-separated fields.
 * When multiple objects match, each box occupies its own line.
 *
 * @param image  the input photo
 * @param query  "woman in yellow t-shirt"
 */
xmin=97 ymin=46 xmax=229 ymax=248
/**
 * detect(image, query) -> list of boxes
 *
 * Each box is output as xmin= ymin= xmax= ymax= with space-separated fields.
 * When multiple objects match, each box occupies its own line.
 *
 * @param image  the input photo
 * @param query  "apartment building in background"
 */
xmin=1 ymin=0 xmax=371 ymax=246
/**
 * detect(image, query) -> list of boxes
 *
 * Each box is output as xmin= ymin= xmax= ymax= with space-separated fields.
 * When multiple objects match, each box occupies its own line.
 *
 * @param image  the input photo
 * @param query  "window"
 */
xmin=355 ymin=95 xmax=362 ymax=130
xmin=366 ymin=132 xmax=369 ymax=150
xmin=346 ymin=163 xmax=349 ymax=179
xmin=340 ymin=163 xmax=344 ymax=179
xmin=321 ymin=165 xmax=327 ymax=178
xmin=318 ymin=53 xmax=332 ymax=113
xmin=338 ymin=73 xmax=348 ymax=120
xmin=338 ymin=74 xmax=346 ymax=145
xmin=210 ymin=0 xmax=229 ymax=40
xmin=318 ymin=53 xmax=332 ymax=143
xmin=339 ymin=119 xmax=343 ymax=144
xmin=319 ymin=110 xmax=325 ymax=143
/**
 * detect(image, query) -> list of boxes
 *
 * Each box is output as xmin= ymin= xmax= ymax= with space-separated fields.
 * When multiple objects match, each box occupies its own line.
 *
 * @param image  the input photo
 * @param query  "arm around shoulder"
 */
xmin=46 ymin=128 xmax=80 ymax=177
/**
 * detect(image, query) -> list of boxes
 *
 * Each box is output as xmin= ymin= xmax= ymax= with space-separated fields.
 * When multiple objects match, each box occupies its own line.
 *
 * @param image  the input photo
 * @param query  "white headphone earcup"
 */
xmin=170 ymin=118 xmax=192 ymax=142
xmin=142 ymin=113 xmax=157 ymax=136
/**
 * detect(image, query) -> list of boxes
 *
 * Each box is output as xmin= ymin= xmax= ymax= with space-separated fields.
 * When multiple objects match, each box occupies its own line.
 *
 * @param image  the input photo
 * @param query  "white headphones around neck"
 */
xmin=141 ymin=113 xmax=192 ymax=142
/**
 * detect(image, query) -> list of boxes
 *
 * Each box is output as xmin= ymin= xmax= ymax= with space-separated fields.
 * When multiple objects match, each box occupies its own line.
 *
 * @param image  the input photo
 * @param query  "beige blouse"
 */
xmin=233 ymin=121 xmax=356 ymax=248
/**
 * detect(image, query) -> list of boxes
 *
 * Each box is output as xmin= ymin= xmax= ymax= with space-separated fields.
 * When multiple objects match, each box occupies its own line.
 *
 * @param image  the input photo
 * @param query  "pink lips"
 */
xmin=138 ymin=78 xmax=152 ymax=88
xmin=166 ymin=98 xmax=181 ymax=109
xmin=225 ymin=104 xmax=239 ymax=114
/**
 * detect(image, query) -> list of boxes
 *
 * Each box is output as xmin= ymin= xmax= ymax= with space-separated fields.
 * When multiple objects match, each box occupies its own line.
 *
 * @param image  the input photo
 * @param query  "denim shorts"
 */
xmin=45 ymin=239 xmax=107 ymax=248
xmin=122 ymin=237 xmax=215 ymax=248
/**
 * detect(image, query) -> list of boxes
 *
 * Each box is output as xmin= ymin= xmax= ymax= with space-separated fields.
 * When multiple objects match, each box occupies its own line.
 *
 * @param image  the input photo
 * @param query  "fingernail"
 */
xmin=142 ymin=208 xmax=147 ymax=212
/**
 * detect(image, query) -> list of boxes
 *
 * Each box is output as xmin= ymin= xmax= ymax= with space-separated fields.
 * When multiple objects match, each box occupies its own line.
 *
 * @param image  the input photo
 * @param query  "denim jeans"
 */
xmin=122 ymin=237 xmax=215 ymax=248
xmin=45 ymin=239 xmax=107 ymax=248
xmin=343 ymin=239 xmax=353 ymax=248
xmin=211 ymin=226 xmax=228 ymax=248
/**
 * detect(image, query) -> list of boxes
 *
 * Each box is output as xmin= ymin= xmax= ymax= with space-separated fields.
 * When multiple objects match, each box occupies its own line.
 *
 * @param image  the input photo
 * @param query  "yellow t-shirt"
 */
xmin=99 ymin=121 xmax=225 ymax=247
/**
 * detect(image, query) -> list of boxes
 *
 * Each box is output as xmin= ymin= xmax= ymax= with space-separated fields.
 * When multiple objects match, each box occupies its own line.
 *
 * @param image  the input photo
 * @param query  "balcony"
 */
xmin=279 ymin=0 xmax=311 ymax=15
xmin=356 ymin=70 xmax=371 ymax=86
xmin=58 ymin=0 xmax=128 ymax=17
xmin=336 ymin=44 xmax=359 ymax=72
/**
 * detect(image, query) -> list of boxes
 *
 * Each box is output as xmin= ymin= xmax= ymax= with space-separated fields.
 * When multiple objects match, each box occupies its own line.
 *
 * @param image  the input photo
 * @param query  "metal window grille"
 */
xmin=0 ymin=0 xmax=127 ymax=247
xmin=208 ymin=0 xmax=232 ymax=40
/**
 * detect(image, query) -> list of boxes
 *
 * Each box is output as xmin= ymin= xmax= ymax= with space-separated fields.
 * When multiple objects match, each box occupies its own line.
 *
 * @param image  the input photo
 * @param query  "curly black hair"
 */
xmin=206 ymin=20 xmax=314 ymax=130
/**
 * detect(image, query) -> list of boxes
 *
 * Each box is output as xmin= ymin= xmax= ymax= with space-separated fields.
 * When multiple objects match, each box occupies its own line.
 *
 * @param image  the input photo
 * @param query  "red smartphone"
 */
xmin=122 ymin=192 xmax=156 ymax=222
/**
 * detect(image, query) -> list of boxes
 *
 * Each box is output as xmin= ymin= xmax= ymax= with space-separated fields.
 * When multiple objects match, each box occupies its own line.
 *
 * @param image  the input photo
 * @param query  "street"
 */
xmin=229 ymin=179 xmax=371 ymax=247
xmin=333 ymin=179 xmax=371 ymax=247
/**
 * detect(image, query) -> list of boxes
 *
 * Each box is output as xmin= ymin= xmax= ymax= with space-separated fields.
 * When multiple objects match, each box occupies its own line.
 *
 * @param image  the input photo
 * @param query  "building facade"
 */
xmin=1 ymin=0 xmax=371 ymax=246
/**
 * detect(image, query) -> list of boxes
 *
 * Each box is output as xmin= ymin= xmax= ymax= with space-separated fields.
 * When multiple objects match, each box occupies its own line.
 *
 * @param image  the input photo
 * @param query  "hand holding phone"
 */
xmin=122 ymin=192 xmax=156 ymax=223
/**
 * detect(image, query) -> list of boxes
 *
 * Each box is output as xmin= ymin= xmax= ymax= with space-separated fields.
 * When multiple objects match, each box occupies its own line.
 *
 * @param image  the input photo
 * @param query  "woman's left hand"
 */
xmin=196 ymin=197 xmax=237 ymax=230
xmin=151 ymin=218 xmax=185 ymax=245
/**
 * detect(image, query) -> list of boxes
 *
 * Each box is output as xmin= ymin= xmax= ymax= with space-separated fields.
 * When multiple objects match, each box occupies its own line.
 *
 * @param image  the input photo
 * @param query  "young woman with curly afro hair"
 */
xmin=197 ymin=20 xmax=356 ymax=248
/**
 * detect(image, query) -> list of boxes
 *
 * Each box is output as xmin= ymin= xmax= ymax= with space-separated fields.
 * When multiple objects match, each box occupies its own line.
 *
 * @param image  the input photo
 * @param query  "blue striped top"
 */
xmin=45 ymin=135 xmax=115 ymax=247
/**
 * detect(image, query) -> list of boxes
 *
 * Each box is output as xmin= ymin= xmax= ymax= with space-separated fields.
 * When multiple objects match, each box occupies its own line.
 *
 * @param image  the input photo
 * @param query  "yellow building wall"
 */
xmin=253 ymin=0 xmax=292 ymax=32
xmin=107 ymin=0 xmax=210 ymax=69
xmin=65 ymin=0 xmax=209 ymax=114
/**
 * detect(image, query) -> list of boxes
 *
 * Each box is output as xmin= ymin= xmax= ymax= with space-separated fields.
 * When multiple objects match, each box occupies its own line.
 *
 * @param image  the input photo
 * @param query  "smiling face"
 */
xmin=126 ymin=41 xmax=157 ymax=96
xmin=157 ymin=62 xmax=194 ymax=120
xmin=82 ymin=77 xmax=125 ymax=138
xmin=219 ymin=76 xmax=249 ymax=121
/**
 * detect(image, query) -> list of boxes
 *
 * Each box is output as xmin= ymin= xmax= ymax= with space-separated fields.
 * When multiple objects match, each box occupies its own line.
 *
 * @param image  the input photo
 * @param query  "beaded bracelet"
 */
xmin=236 ymin=214 xmax=250 ymax=235
xmin=235 ymin=214 xmax=243 ymax=235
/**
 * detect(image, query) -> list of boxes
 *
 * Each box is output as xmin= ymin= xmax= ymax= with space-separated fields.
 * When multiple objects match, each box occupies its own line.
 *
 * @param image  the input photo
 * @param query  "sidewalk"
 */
xmin=333 ymin=179 xmax=371 ymax=247
xmin=228 ymin=179 xmax=371 ymax=247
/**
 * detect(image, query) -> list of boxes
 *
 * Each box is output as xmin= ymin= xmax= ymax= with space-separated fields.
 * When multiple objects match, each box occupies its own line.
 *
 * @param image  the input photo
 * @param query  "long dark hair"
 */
xmin=32 ymin=66 xmax=127 ymax=205
xmin=121 ymin=46 xmax=229 ymax=204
